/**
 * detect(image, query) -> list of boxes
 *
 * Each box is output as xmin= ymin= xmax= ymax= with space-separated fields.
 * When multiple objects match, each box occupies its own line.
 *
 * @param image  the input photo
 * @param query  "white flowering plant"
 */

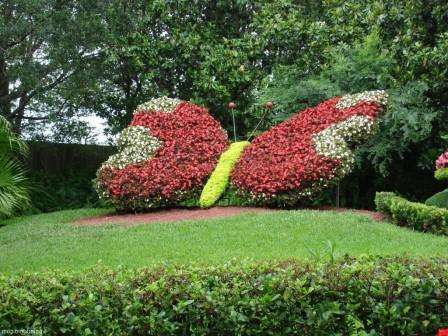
xmin=313 ymin=115 xmax=376 ymax=177
xmin=102 ymin=126 xmax=161 ymax=169
xmin=135 ymin=97 xmax=182 ymax=114
xmin=336 ymin=90 xmax=388 ymax=109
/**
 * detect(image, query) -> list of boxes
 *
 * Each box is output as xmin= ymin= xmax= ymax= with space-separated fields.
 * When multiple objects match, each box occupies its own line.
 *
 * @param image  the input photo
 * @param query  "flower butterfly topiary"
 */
xmin=96 ymin=90 xmax=387 ymax=211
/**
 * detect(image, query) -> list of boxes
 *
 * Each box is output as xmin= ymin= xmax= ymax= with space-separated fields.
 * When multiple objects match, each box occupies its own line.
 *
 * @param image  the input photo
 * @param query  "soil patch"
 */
xmin=73 ymin=206 xmax=272 ymax=227
xmin=72 ymin=206 xmax=386 ymax=227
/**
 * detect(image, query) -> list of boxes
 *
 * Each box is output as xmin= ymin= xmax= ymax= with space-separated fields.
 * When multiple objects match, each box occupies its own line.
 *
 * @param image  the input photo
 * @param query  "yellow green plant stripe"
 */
xmin=199 ymin=141 xmax=250 ymax=208
xmin=435 ymin=167 xmax=448 ymax=181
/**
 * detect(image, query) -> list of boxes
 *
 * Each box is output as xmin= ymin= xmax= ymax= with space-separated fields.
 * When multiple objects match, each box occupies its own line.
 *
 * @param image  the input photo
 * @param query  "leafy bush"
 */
xmin=0 ymin=116 xmax=29 ymax=217
xmin=25 ymin=142 xmax=115 ymax=213
xmin=96 ymin=97 xmax=228 ymax=212
xmin=1 ymin=257 xmax=448 ymax=334
xmin=426 ymin=189 xmax=448 ymax=209
xmin=231 ymin=91 xmax=387 ymax=206
xmin=375 ymin=192 xmax=448 ymax=235
xmin=199 ymin=141 xmax=250 ymax=208
xmin=436 ymin=168 xmax=448 ymax=181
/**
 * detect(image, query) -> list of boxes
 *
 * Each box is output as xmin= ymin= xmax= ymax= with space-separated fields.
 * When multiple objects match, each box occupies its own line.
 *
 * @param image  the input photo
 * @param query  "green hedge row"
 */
xmin=26 ymin=141 xmax=115 ymax=212
xmin=426 ymin=189 xmax=448 ymax=209
xmin=1 ymin=257 xmax=448 ymax=335
xmin=375 ymin=191 xmax=448 ymax=235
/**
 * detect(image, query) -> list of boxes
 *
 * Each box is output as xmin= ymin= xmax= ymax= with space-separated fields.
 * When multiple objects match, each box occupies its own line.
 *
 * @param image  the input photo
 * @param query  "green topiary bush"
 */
xmin=426 ymin=188 xmax=448 ymax=209
xmin=435 ymin=167 xmax=448 ymax=181
xmin=1 ymin=257 xmax=448 ymax=334
xmin=375 ymin=192 xmax=448 ymax=235
xmin=199 ymin=141 xmax=250 ymax=208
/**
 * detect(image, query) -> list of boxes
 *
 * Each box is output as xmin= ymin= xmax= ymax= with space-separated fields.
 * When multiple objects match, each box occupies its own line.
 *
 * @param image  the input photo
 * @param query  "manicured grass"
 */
xmin=1 ymin=208 xmax=448 ymax=273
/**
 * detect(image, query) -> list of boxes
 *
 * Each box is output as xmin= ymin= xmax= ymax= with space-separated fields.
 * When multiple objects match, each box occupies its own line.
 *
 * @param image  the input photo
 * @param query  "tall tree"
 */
xmin=0 ymin=0 xmax=104 ymax=133
xmin=73 ymin=0 xmax=265 ymax=135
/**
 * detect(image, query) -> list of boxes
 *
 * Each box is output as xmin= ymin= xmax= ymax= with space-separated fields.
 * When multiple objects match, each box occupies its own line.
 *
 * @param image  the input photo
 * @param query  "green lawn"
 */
xmin=1 ymin=208 xmax=448 ymax=273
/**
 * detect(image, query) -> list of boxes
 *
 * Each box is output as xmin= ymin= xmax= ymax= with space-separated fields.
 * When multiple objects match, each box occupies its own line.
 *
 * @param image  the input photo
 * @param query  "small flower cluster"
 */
xmin=96 ymin=100 xmax=228 ymax=211
xmin=336 ymin=90 xmax=388 ymax=110
xmin=135 ymin=96 xmax=182 ymax=114
xmin=435 ymin=150 xmax=448 ymax=181
xmin=231 ymin=91 xmax=386 ymax=205
xmin=436 ymin=151 xmax=448 ymax=170
xmin=102 ymin=126 xmax=161 ymax=169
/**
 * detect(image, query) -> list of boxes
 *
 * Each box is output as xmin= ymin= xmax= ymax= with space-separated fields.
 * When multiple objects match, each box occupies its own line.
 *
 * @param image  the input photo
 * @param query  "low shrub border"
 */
xmin=375 ymin=191 xmax=448 ymax=235
xmin=1 ymin=257 xmax=448 ymax=334
xmin=426 ymin=189 xmax=448 ymax=209
xmin=199 ymin=141 xmax=250 ymax=208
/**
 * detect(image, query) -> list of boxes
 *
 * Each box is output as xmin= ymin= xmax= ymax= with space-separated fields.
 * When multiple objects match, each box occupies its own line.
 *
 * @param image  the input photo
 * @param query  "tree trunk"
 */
xmin=0 ymin=56 xmax=11 ymax=121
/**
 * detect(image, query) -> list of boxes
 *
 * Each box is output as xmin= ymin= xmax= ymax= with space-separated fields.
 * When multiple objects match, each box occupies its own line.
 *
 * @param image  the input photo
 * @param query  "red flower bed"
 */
xmin=97 ymin=101 xmax=228 ymax=210
xmin=231 ymin=96 xmax=384 ymax=204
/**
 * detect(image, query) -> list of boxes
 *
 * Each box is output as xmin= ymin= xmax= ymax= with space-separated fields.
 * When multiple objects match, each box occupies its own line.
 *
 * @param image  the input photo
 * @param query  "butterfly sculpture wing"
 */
xmin=231 ymin=90 xmax=387 ymax=206
xmin=95 ymin=98 xmax=229 ymax=211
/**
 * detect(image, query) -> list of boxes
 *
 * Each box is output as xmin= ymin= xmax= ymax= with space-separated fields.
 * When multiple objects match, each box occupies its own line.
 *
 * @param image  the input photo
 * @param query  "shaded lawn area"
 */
xmin=1 ymin=208 xmax=448 ymax=273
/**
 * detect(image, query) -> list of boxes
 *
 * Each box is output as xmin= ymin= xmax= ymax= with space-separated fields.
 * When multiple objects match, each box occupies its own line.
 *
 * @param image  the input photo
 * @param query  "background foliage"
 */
xmin=2 ymin=0 xmax=448 ymax=209
xmin=0 ymin=116 xmax=29 ymax=217
xmin=26 ymin=142 xmax=114 ymax=213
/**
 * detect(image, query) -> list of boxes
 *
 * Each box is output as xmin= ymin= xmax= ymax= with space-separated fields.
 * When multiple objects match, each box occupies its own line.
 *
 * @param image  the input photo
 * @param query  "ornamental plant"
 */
xmin=425 ymin=149 xmax=448 ymax=209
xmin=97 ymin=91 xmax=387 ymax=211
xmin=231 ymin=90 xmax=388 ymax=206
xmin=435 ymin=150 xmax=448 ymax=181
xmin=199 ymin=141 xmax=250 ymax=208
xmin=95 ymin=97 xmax=228 ymax=211
xmin=2 ymin=257 xmax=448 ymax=334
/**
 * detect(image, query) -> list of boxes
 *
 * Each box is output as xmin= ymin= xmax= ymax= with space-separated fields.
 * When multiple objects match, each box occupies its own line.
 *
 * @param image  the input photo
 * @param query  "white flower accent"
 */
xmin=336 ymin=90 xmax=388 ymax=109
xmin=135 ymin=96 xmax=182 ymax=114
xmin=102 ymin=126 xmax=162 ymax=169
xmin=313 ymin=115 xmax=375 ymax=178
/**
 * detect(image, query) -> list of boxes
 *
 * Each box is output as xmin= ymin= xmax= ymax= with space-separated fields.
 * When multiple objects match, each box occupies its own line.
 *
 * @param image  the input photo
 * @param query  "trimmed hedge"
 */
xmin=26 ymin=141 xmax=115 ymax=212
xmin=375 ymin=191 xmax=448 ymax=235
xmin=199 ymin=141 xmax=250 ymax=208
xmin=426 ymin=188 xmax=448 ymax=209
xmin=1 ymin=257 xmax=448 ymax=334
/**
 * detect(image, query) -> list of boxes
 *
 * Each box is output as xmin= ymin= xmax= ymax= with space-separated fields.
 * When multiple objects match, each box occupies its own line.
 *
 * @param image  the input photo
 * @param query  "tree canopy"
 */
xmin=1 ymin=0 xmax=447 ymax=150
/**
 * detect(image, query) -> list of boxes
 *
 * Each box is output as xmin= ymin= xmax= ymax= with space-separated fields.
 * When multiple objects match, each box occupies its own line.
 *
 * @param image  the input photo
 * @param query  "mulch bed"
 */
xmin=73 ymin=206 xmax=386 ymax=227
xmin=73 ymin=206 xmax=271 ymax=227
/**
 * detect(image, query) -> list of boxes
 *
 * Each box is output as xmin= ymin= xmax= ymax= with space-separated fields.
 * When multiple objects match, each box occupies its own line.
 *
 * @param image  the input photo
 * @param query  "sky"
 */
xmin=83 ymin=115 xmax=110 ymax=145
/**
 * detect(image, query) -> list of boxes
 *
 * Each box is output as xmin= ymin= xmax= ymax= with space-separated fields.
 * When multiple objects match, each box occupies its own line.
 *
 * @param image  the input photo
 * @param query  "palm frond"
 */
xmin=0 ymin=155 xmax=30 ymax=217
xmin=0 ymin=116 xmax=28 ymax=156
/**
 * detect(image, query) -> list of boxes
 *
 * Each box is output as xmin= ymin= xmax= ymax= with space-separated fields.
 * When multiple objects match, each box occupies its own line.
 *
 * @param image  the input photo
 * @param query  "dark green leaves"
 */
xmin=1 ymin=257 xmax=448 ymax=334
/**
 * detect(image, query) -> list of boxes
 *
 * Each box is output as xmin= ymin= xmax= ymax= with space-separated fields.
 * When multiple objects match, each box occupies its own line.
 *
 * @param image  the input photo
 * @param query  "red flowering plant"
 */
xmin=231 ymin=90 xmax=388 ymax=206
xmin=95 ymin=97 xmax=228 ymax=211
xmin=435 ymin=150 xmax=448 ymax=181
xmin=96 ymin=91 xmax=388 ymax=211
xmin=438 ymin=329 xmax=448 ymax=336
